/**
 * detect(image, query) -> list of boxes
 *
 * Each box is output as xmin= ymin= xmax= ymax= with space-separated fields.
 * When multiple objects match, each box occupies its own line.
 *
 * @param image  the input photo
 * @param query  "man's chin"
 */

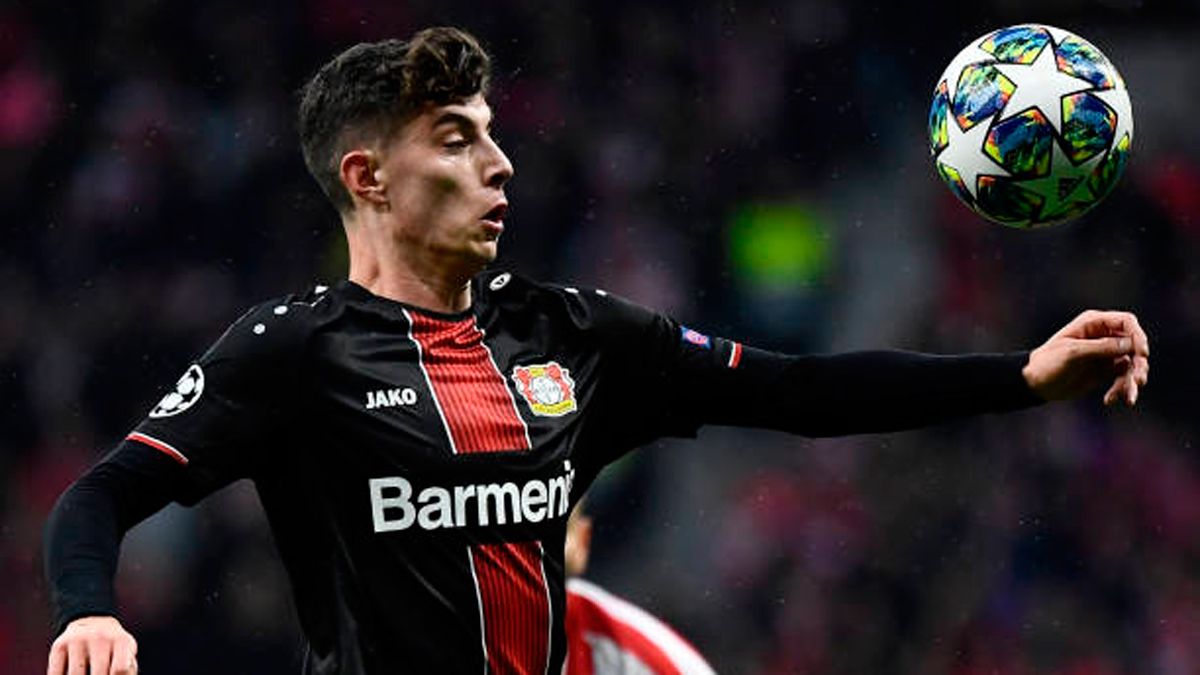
xmin=474 ymin=240 xmax=500 ymax=264
xmin=453 ymin=242 xmax=498 ymax=275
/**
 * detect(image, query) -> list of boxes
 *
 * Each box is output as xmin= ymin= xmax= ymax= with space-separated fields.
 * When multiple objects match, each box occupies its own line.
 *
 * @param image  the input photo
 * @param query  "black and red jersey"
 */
xmin=45 ymin=270 xmax=1042 ymax=674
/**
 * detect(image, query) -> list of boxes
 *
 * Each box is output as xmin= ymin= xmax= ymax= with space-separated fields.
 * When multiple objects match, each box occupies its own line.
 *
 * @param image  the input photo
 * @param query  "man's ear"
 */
xmin=340 ymin=149 xmax=388 ymax=209
xmin=564 ymin=512 xmax=593 ymax=577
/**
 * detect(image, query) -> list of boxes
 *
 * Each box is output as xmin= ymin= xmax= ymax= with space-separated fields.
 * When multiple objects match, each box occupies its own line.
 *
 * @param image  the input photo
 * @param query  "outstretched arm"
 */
xmin=712 ymin=309 xmax=1149 ymax=437
xmin=580 ymin=285 xmax=1152 ymax=446
xmin=692 ymin=348 xmax=1044 ymax=437
xmin=610 ymin=305 xmax=1150 ymax=440
xmin=44 ymin=441 xmax=189 ymax=675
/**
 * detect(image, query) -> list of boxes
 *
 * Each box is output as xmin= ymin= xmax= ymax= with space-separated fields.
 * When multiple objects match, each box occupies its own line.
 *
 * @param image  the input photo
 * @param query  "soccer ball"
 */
xmin=929 ymin=25 xmax=1133 ymax=228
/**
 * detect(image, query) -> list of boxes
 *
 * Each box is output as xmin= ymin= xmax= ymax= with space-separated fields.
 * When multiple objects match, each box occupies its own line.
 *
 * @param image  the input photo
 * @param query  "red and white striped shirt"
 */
xmin=566 ymin=578 xmax=716 ymax=675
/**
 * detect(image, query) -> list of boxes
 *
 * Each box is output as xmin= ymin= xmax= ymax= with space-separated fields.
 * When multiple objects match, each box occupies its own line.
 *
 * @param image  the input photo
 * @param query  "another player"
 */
xmin=44 ymin=26 xmax=1149 ymax=675
xmin=564 ymin=503 xmax=716 ymax=675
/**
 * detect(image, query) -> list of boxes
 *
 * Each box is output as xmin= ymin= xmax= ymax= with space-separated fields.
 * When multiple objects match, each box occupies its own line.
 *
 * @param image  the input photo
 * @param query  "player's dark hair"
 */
xmin=298 ymin=26 xmax=492 ymax=213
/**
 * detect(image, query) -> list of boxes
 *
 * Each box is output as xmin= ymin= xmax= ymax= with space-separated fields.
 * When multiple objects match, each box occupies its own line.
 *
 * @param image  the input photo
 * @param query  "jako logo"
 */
xmin=366 ymin=387 xmax=418 ymax=409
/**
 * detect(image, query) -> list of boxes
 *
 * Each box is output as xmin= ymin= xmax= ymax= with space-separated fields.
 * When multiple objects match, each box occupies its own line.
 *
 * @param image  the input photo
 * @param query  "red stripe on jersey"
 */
xmin=408 ymin=311 xmax=550 ymax=674
xmin=408 ymin=312 xmax=529 ymax=453
xmin=473 ymin=542 xmax=552 ymax=675
xmin=126 ymin=432 xmax=189 ymax=465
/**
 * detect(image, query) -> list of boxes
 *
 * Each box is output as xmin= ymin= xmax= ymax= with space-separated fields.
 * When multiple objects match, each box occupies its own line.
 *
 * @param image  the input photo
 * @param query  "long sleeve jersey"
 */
xmin=45 ymin=271 xmax=1042 ymax=674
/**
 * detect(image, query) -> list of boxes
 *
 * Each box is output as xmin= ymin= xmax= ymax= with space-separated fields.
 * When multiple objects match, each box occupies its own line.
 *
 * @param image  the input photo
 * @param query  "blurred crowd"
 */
xmin=2 ymin=0 xmax=1199 ymax=673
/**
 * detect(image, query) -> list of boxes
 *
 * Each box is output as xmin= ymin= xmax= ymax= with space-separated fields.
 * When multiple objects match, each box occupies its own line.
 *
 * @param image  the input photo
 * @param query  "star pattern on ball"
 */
xmin=1014 ymin=139 xmax=1105 ymax=220
xmin=993 ymin=40 xmax=1094 ymax=134
xmin=936 ymin=114 xmax=1009 ymax=200
xmin=940 ymin=45 xmax=993 ymax=100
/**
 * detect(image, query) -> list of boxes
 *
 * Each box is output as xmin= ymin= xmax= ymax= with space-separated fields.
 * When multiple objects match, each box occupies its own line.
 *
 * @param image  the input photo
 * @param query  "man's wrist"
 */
xmin=54 ymin=602 xmax=118 ymax=636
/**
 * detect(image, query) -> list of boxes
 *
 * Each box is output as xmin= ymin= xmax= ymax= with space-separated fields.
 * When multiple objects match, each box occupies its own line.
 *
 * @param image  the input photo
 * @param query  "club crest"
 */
xmin=511 ymin=361 xmax=577 ymax=417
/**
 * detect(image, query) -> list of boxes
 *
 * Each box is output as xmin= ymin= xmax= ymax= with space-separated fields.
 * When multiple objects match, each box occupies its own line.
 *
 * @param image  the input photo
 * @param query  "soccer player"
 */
xmin=564 ymin=504 xmax=716 ymax=674
xmin=44 ymin=26 xmax=1149 ymax=675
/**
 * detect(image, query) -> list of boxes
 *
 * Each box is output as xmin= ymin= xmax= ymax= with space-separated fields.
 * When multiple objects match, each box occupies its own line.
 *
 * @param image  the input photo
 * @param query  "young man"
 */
xmin=44 ymin=26 xmax=1149 ymax=675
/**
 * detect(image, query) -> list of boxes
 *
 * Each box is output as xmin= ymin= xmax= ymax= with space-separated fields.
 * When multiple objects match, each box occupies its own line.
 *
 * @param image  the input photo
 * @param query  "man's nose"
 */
xmin=482 ymin=137 xmax=514 ymax=189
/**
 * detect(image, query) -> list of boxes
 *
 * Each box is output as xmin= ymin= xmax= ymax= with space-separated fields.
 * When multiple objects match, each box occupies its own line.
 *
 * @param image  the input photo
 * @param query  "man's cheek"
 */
xmin=433 ymin=175 xmax=461 ymax=194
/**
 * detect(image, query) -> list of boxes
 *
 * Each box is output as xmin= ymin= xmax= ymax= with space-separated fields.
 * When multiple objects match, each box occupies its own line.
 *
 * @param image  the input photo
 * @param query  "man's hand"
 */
xmin=47 ymin=616 xmax=137 ymax=675
xmin=1023 ymin=310 xmax=1150 ymax=406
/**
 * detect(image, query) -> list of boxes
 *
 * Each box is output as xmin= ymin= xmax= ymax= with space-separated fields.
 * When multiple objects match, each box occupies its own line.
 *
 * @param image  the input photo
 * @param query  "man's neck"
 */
xmin=344 ymin=220 xmax=474 ymax=315
xmin=350 ymin=266 xmax=473 ymax=314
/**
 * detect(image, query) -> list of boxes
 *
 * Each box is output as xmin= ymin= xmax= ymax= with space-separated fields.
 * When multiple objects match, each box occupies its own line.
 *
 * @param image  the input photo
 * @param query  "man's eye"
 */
xmin=444 ymin=139 xmax=470 ymax=150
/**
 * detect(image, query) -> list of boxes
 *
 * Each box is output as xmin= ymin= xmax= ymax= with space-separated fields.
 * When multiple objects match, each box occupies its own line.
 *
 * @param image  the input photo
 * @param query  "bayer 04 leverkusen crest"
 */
xmin=511 ymin=362 xmax=577 ymax=417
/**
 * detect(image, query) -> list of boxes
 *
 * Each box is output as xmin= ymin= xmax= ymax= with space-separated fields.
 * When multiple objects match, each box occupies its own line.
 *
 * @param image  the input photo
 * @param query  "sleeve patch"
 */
xmin=148 ymin=364 xmax=205 ymax=418
xmin=679 ymin=326 xmax=712 ymax=349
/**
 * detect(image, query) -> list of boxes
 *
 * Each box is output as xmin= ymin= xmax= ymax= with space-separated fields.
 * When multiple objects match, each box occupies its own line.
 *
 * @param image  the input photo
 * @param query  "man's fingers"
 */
xmin=1070 ymin=336 xmax=1132 ymax=360
xmin=1130 ymin=316 xmax=1149 ymax=357
xmin=110 ymin=642 xmax=137 ymax=675
xmin=47 ymin=641 xmax=66 ymax=675
xmin=1104 ymin=380 xmax=1120 ymax=406
xmin=1134 ymin=355 xmax=1149 ymax=386
xmin=1105 ymin=374 xmax=1134 ymax=407
xmin=1104 ymin=312 xmax=1150 ymax=357
xmin=66 ymin=641 xmax=87 ymax=675
xmin=1058 ymin=311 xmax=1150 ymax=356
xmin=50 ymin=618 xmax=137 ymax=675
xmin=1103 ymin=354 xmax=1140 ymax=406
xmin=87 ymin=640 xmax=111 ymax=675
xmin=1055 ymin=309 xmax=1099 ymax=339
xmin=1057 ymin=309 xmax=1125 ymax=337
xmin=1044 ymin=311 xmax=1149 ymax=406
xmin=1104 ymin=357 xmax=1129 ymax=406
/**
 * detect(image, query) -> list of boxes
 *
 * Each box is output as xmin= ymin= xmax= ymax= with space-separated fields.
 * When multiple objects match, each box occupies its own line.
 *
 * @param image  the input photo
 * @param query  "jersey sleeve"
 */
xmin=127 ymin=298 xmax=310 ymax=504
xmin=576 ymin=289 xmax=1043 ymax=454
xmin=45 ymin=439 xmax=192 ymax=634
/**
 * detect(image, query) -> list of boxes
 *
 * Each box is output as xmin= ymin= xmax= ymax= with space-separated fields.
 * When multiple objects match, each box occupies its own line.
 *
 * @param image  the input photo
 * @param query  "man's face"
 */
xmin=375 ymin=94 xmax=513 ymax=271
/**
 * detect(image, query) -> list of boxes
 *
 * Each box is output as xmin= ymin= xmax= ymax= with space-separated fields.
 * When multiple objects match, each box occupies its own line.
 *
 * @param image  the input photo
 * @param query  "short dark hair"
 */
xmin=298 ymin=27 xmax=492 ymax=213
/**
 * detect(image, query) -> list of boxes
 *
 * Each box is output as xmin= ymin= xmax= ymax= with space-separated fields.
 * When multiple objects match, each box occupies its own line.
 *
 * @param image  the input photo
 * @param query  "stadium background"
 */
xmin=2 ymin=1 xmax=1199 ymax=672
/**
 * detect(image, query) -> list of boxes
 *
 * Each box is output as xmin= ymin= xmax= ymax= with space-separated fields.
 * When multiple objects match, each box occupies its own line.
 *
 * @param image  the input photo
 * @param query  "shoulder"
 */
xmin=566 ymin=578 xmax=715 ymax=674
xmin=201 ymin=283 xmax=337 ymax=364
xmin=567 ymin=578 xmax=652 ymax=621
xmin=475 ymin=270 xmax=662 ymax=342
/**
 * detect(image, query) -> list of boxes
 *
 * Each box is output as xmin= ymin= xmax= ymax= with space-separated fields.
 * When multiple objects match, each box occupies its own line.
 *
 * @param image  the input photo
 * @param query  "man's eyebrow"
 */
xmin=431 ymin=111 xmax=493 ymax=132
